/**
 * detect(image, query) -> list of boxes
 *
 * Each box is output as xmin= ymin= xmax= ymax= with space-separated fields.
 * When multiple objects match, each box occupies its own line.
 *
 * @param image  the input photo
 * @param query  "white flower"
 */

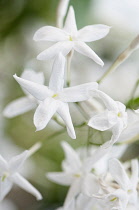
xmin=108 ymin=158 xmax=139 ymax=208
xmin=3 ymin=69 xmax=45 ymax=118
xmin=88 ymin=90 xmax=128 ymax=147
xmin=97 ymin=158 xmax=138 ymax=210
xmin=57 ymin=193 xmax=103 ymax=210
xmin=13 ymin=53 xmax=98 ymax=139
xmin=0 ymin=150 xmax=42 ymax=201
xmin=33 ymin=6 xmax=110 ymax=66
xmin=47 ymin=141 xmax=111 ymax=205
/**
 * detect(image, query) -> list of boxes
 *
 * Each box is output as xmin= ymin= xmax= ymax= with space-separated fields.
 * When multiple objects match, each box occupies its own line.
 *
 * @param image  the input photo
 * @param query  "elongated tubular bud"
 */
xmin=98 ymin=35 xmax=139 ymax=83
xmin=56 ymin=0 xmax=70 ymax=28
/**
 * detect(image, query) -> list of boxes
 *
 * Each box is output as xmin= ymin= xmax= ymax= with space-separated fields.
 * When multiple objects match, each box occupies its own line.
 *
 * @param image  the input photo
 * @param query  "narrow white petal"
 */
xmin=90 ymin=90 xmax=118 ymax=111
xmin=61 ymin=142 xmax=82 ymax=171
xmin=131 ymin=159 xmax=138 ymax=188
xmin=12 ymin=173 xmax=42 ymax=200
xmin=0 ymin=179 xmax=13 ymax=201
xmin=21 ymin=69 xmax=45 ymax=85
xmin=88 ymin=110 xmax=117 ymax=131
xmin=82 ymin=173 xmax=99 ymax=196
xmin=111 ymin=120 xmax=124 ymax=144
xmin=34 ymin=98 xmax=59 ymax=131
xmin=57 ymin=103 xmax=76 ymax=139
xmin=0 ymin=156 xmax=8 ymax=172
xmin=109 ymin=158 xmax=130 ymax=191
xmin=74 ymin=41 xmax=104 ymax=66
xmin=3 ymin=97 xmax=37 ymax=118
xmin=64 ymin=6 xmax=77 ymax=35
xmin=60 ymin=82 xmax=98 ymax=102
xmin=33 ymin=26 xmax=68 ymax=41
xmin=13 ymin=75 xmax=50 ymax=101
xmin=9 ymin=151 xmax=28 ymax=172
xmin=49 ymin=53 xmax=66 ymax=91
xmin=47 ymin=172 xmax=74 ymax=186
xmin=37 ymin=41 xmax=73 ymax=61
xmin=64 ymin=179 xmax=81 ymax=206
xmin=77 ymin=24 xmax=110 ymax=42
xmin=84 ymin=145 xmax=111 ymax=172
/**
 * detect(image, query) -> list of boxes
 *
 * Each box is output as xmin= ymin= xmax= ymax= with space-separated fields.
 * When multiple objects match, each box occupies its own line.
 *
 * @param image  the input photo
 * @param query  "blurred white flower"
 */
xmin=47 ymin=141 xmax=111 ymax=205
xmin=57 ymin=193 xmax=103 ymax=210
xmin=33 ymin=6 xmax=110 ymax=66
xmin=100 ymin=158 xmax=139 ymax=210
xmin=88 ymin=90 xmax=128 ymax=147
xmin=13 ymin=53 xmax=98 ymax=139
xmin=0 ymin=199 xmax=18 ymax=210
xmin=3 ymin=69 xmax=45 ymax=118
xmin=0 ymin=150 xmax=42 ymax=201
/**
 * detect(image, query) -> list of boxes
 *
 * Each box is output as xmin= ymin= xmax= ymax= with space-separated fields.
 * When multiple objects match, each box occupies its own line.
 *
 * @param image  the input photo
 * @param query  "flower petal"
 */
xmin=77 ymin=24 xmax=110 ymax=42
xmin=88 ymin=110 xmax=117 ymax=131
xmin=34 ymin=98 xmax=59 ymax=131
xmin=3 ymin=97 xmax=37 ymax=118
xmin=91 ymin=90 xmax=118 ymax=111
xmin=74 ymin=41 xmax=104 ymax=66
xmin=37 ymin=41 xmax=73 ymax=61
xmin=64 ymin=178 xmax=81 ymax=206
xmin=60 ymin=82 xmax=98 ymax=102
xmin=0 ymin=156 xmax=8 ymax=172
xmin=49 ymin=53 xmax=66 ymax=92
xmin=12 ymin=173 xmax=42 ymax=200
xmin=9 ymin=151 xmax=28 ymax=172
xmin=83 ymin=145 xmax=111 ymax=172
xmin=47 ymin=172 xmax=74 ymax=186
xmin=33 ymin=26 xmax=68 ymax=41
xmin=61 ymin=141 xmax=82 ymax=171
xmin=0 ymin=179 xmax=13 ymax=201
xmin=13 ymin=75 xmax=50 ymax=101
xmin=109 ymin=158 xmax=130 ymax=191
xmin=21 ymin=69 xmax=45 ymax=85
xmin=64 ymin=6 xmax=77 ymax=35
xmin=81 ymin=173 xmax=99 ymax=196
xmin=57 ymin=102 xmax=76 ymax=139
xmin=130 ymin=159 xmax=138 ymax=188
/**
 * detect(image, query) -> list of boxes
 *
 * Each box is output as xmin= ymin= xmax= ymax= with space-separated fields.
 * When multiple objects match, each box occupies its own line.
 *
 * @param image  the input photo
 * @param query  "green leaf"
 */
xmin=126 ymin=97 xmax=139 ymax=109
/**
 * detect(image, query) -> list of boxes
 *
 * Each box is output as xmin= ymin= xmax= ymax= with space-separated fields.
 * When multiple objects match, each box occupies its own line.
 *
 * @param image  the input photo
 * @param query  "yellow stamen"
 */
xmin=74 ymin=174 xmax=81 ymax=178
xmin=52 ymin=94 xmax=58 ymax=98
xmin=117 ymin=112 xmax=122 ymax=117
xmin=69 ymin=36 xmax=73 ymax=41
xmin=1 ymin=173 xmax=7 ymax=182
xmin=110 ymin=197 xmax=117 ymax=202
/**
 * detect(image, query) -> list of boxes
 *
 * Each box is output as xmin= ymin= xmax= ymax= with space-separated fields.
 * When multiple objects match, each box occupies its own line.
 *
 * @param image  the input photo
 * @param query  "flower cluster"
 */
xmin=2 ymin=0 xmax=139 ymax=209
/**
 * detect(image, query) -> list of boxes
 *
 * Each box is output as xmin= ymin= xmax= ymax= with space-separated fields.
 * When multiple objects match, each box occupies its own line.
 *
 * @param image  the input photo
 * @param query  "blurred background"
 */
xmin=1 ymin=0 xmax=139 ymax=209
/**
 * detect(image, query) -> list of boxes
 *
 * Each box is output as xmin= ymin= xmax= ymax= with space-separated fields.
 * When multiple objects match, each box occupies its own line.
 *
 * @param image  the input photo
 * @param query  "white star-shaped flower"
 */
xmin=57 ymin=193 xmax=103 ymax=210
xmin=3 ymin=69 xmax=45 ymax=118
xmin=108 ymin=158 xmax=139 ymax=208
xmin=13 ymin=54 xmax=98 ymax=139
xmin=0 ymin=150 xmax=42 ymax=201
xmin=47 ymin=141 xmax=111 ymax=205
xmin=33 ymin=6 xmax=110 ymax=66
xmin=88 ymin=90 xmax=128 ymax=147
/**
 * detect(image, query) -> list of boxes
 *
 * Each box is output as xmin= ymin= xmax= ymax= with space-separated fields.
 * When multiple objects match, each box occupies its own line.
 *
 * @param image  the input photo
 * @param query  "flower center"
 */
xmin=73 ymin=173 xmax=81 ymax=178
xmin=52 ymin=93 xmax=58 ymax=98
xmin=117 ymin=112 xmax=122 ymax=117
xmin=69 ymin=35 xmax=73 ymax=41
xmin=110 ymin=197 xmax=117 ymax=202
xmin=1 ymin=172 xmax=9 ymax=182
